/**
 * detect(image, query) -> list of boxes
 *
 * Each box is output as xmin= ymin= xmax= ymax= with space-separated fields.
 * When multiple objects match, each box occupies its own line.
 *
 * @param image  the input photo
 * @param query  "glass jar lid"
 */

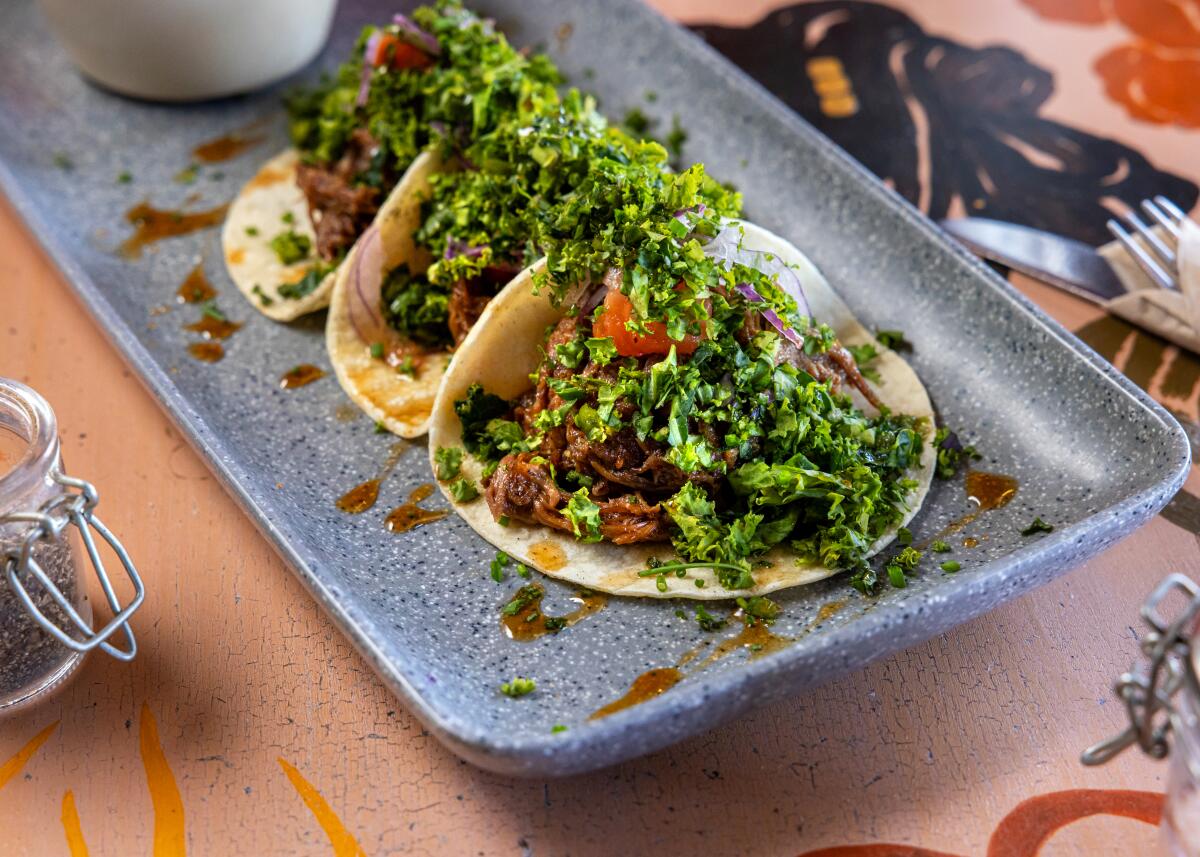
xmin=1083 ymin=573 xmax=1200 ymax=766
xmin=0 ymin=377 xmax=144 ymax=661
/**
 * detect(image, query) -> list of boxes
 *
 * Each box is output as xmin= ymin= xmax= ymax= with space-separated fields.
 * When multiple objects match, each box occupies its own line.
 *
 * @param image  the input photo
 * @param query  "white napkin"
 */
xmin=1102 ymin=217 xmax=1200 ymax=352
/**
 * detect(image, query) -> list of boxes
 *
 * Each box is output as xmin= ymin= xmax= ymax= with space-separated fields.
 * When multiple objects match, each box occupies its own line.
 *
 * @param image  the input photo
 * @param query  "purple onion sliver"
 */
xmin=734 ymin=282 xmax=763 ymax=303
xmin=939 ymin=430 xmax=963 ymax=451
xmin=356 ymin=31 xmax=384 ymax=106
xmin=760 ymin=307 xmax=804 ymax=347
xmin=349 ymin=228 xmax=385 ymax=345
xmin=392 ymin=13 xmax=441 ymax=54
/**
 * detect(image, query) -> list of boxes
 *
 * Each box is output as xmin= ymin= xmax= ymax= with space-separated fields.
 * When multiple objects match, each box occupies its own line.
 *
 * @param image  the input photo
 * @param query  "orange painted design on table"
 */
xmin=795 ymin=788 xmax=1162 ymax=856
xmin=139 ymin=703 xmax=187 ymax=856
xmin=986 ymin=789 xmax=1161 ymax=857
xmin=278 ymin=757 xmax=368 ymax=857
xmin=61 ymin=790 xmax=90 ymax=857
xmin=1019 ymin=0 xmax=1200 ymax=127
xmin=0 ymin=720 xmax=58 ymax=789
xmin=1019 ymin=0 xmax=1107 ymax=23
xmin=797 ymin=847 xmax=960 ymax=857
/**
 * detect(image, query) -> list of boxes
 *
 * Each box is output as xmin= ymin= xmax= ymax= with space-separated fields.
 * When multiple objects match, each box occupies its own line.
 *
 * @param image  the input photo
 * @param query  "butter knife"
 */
xmin=939 ymin=218 xmax=1126 ymax=303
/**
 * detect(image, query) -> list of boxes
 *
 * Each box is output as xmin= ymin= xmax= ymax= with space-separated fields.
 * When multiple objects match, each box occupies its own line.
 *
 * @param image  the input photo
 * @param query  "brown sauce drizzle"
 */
xmin=336 ymin=442 xmax=409 ymax=513
xmin=815 ymin=599 xmax=848 ymax=623
xmin=918 ymin=470 xmax=1020 ymax=550
xmin=192 ymin=132 xmax=265 ymax=163
xmin=965 ymin=470 xmax=1018 ymax=510
xmin=500 ymin=583 xmax=608 ymax=642
xmin=280 ymin=364 xmax=325 ymax=389
xmin=337 ymin=480 xmax=381 ymax=514
xmin=187 ymin=342 xmax=224 ymax=363
xmin=589 ymin=668 xmax=682 ymax=720
xmin=962 ymin=536 xmax=980 ymax=548
xmin=120 ymin=201 xmax=229 ymax=258
xmin=385 ymin=483 xmax=448 ymax=533
xmin=175 ymin=264 xmax=216 ymax=303
xmin=529 ymin=540 xmax=567 ymax=572
xmin=694 ymin=618 xmax=792 ymax=670
xmin=334 ymin=404 xmax=360 ymax=423
xmin=184 ymin=315 xmax=242 ymax=340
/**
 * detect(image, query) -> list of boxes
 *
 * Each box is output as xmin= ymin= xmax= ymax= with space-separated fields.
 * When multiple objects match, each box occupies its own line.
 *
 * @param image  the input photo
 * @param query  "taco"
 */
xmin=427 ymin=218 xmax=934 ymax=599
xmin=324 ymin=87 xmax=653 ymax=436
xmin=222 ymin=0 xmax=560 ymax=321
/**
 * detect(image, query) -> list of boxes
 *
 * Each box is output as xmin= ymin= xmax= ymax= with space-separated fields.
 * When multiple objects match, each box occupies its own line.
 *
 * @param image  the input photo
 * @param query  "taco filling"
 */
xmin=428 ymin=153 xmax=933 ymax=594
xmin=225 ymin=0 xmax=559 ymax=319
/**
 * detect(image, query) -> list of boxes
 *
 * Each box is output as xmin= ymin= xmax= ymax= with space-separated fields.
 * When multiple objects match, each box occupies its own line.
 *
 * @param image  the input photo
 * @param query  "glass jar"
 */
xmin=0 ymin=377 xmax=144 ymax=713
xmin=1083 ymin=573 xmax=1200 ymax=856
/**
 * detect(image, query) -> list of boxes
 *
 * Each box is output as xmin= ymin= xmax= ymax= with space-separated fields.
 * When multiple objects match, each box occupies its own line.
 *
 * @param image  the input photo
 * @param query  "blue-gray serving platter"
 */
xmin=0 ymin=0 xmax=1188 ymax=776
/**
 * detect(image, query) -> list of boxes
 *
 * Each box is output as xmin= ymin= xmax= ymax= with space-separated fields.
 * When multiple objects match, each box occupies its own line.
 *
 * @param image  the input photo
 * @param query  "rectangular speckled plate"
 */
xmin=0 ymin=0 xmax=1189 ymax=777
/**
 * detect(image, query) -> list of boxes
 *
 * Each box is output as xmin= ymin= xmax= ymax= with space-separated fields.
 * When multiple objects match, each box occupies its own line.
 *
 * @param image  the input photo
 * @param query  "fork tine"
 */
xmin=1128 ymin=208 xmax=1177 ymax=266
xmin=1108 ymin=218 xmax=1176 ymax=289
xmin=1155 ymin=196 xmax=1188 ymax=222
xmin=1142 ymin=199 xmax=1182 ymax=240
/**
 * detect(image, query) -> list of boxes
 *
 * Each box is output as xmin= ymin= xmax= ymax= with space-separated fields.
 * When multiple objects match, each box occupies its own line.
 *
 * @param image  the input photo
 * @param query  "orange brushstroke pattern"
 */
xmin=139 ymin=703 xmax=187 ymax=856
xmin=278 ymin=757 xmax=367 ymax=857
xmin=62 ymin=790 xmax=90 ymax=857
xmin=0 ymin=720 xmax=58 ymax=789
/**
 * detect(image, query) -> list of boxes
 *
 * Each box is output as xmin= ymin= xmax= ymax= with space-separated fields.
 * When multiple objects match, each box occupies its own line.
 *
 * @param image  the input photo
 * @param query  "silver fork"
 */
xmin=1107 ymin=196 xmax=1189 ymax=290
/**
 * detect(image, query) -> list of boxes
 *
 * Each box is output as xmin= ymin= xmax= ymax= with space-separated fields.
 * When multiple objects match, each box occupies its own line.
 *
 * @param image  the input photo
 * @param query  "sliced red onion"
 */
xmin=577 ymin=280 xmax=608 ymax=315
xmin=392 ymin=14 xmax=441 ymax=55
xmin=672 ymin=203 xmax=705 ymax=222
xmin=444 ymin=237 xmax=487 ymax=260
xmin=704 ymin=224 xmax=811 ymax=320
xmin=735 ymin=282 xmax=804 ymax=348
xmin=347 ymin=225 xmax=391 ymax=348
xmin=356 ymin=30 xmax=385 ymax=107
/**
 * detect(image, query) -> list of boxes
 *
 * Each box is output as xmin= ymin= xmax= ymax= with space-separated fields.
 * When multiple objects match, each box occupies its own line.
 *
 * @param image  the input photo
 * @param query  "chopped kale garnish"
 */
xmin=250 ymin=285 xmax=274 ymax=307
xmin=448 ymin=478 xmax=479 ymax=502
xmin=116 ymin=170 xmax=132 ymax=184
xmin=934 ymin=427 xmax=980 ymax=479
xmin=500 ymin=677 xmax=536 ymax=698
xmin=454 ymin=384 xmax=519 ymax=461
xmin=940 ymin=560 xmax=961 ymax=573
xmin=847 ymin=342 xmax=882 ymax=383
xmin=622 ymin=108 xmax=651 ymax=135
xmin=382 ymin=264 xmax=451 ymax=347
xmin=434 ymin=446 xmax=464 ymax=481
xmin=849 ymin=564 xmax=881 ymax=596
xmin=278 ymin=263 xmax=332 ymax=300
xmin=1020 ymin=517 xmax=1054 ymax=536
xmin=490 ymin=551 xmax=511 ymax=583
xmin=930 ymin=540 xmax=950 ymax=553
xmin=695 ymin=605 xmax=726 ymax=632
xmin=270 ymin=230 xmax=312 ymax=265
xmin=502 ymin=583 xmax=541 ymax=615
xmin=737 ymin=596 xmax=781 ymax=623
xmin=174 ymin=164 xmax=199 ymax=184
xmin=563 ymin=488 xmax=602 ymax=542
xmin=875 ymin=329 xmax=912 ymax=351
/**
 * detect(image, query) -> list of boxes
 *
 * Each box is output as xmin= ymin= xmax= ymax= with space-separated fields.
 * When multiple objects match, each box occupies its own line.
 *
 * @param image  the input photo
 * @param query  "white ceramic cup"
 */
xmin=37 ymin=0 xmax=338 ymax=102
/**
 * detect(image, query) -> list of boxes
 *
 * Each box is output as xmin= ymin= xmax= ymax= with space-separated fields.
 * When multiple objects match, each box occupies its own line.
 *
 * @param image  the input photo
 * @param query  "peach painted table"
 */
xmin=2 ymin=0 xmax=1199 ymax=854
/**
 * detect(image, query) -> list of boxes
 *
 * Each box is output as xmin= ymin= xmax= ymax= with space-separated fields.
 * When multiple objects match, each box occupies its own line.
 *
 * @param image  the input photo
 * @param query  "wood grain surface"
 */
xmin=2 ymin=0 xmax=1199 ymax=854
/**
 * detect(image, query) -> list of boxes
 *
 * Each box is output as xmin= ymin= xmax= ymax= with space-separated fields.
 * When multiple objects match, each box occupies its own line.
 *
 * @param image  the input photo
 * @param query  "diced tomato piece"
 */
xmin=369 ymin=34 xmax=434 ymax=70
xmin=591 ymin=288 xmax=701 ymax=357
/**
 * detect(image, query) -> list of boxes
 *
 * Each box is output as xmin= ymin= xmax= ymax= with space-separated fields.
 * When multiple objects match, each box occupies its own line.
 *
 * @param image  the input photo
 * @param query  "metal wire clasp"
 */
xmin=1082 ymin=573 xmax=1200 ymax=765
xmin=1 ymin=471 xmax=144 ymax=661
